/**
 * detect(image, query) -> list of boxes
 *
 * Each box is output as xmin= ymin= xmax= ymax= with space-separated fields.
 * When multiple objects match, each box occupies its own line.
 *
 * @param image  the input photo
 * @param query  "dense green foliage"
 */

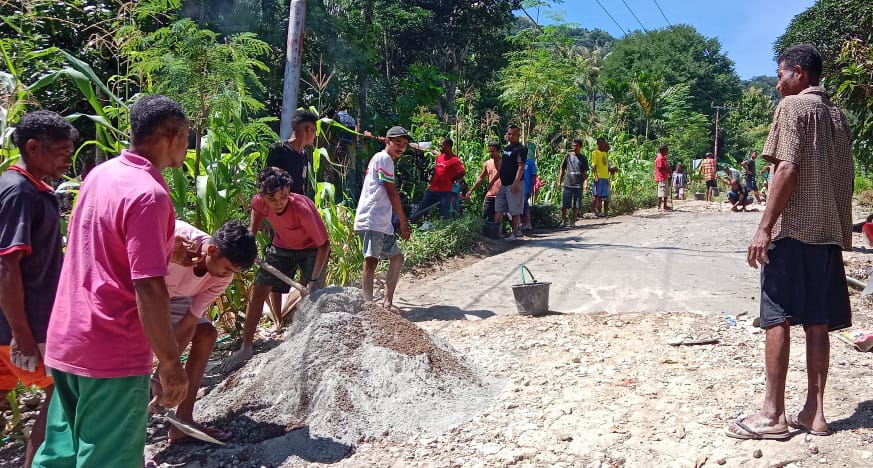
xmin=601 ymin=25 xmax=743 ymax=118
xmin=778 ymin=0 xmax=873 ymax=168
xmin=775 ymin=0 xmax=873 ymax=76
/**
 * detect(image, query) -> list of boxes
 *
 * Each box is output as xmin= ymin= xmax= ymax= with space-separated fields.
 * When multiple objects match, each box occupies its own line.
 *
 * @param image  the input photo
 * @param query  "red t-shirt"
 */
xmin=252 ymin=193 xmax=329 ymax=250
xmin=429 ymin=153 xmax=465 ymax=192
xmin=655 ymin=153 xmax=670 ymax=182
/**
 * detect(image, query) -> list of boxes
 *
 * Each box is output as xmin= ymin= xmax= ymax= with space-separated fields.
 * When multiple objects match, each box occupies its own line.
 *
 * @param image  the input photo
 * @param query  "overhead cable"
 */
xmin=593 ymin=0 xmax=627 ymax=35
xmin=620 ymin=0 xmax=649 ymax=33
xmin=652 ymin=0 xmax=671 ymax=26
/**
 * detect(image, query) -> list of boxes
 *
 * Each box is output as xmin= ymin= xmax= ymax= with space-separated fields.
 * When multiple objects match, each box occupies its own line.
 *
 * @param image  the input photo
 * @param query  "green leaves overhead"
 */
xmin=135 ymin=18 xmax=270 ymax=128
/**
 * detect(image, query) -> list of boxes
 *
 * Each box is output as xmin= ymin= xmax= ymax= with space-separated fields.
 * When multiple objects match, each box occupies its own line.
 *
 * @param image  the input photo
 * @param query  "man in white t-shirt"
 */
xmin=156 ymin=219 xmax=256 ymax=443
xmin=354 ymin=126 xmax=412 ymax=313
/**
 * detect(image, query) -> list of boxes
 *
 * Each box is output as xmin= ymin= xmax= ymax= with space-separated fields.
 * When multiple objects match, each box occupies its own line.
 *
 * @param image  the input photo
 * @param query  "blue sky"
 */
xmin=532 ymin=0 xmax=817 ymax=79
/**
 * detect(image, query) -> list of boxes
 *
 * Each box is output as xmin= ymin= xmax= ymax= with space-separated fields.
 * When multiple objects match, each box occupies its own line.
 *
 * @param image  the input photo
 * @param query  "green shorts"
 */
xmin=254 ymin=244 xmax=317 ymax=294
xmin=33 ymin=370 xmax=149 ymax=468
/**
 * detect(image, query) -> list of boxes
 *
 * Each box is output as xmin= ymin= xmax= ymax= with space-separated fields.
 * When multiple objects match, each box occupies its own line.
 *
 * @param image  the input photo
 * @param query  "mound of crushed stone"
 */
xmin=196 ymin=287 xmax=496 ymax=445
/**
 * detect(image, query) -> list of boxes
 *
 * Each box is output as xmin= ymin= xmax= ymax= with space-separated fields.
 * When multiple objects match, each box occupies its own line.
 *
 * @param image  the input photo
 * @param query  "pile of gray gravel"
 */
xmin=196 ymin=287 xmax=496 ymax=446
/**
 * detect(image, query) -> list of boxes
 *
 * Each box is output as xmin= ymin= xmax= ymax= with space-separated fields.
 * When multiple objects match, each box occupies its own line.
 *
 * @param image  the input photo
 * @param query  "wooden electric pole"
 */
xmin=711 ymin=103 xmax=737 ymax=165
xmin=280 ymin=0 xmax=306 ymax=141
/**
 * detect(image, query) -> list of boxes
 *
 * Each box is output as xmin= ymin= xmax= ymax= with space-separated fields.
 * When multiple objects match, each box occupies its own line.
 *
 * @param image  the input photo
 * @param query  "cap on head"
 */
xmin=386 ymin=126 xmax=412 ymax=142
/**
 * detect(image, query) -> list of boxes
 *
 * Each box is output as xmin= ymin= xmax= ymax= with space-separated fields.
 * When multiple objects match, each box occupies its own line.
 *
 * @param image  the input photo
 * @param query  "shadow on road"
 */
xmin=151 ymin=416 xmax=354 ymax=465
xmin=525 ymin=239 xmax=746 ymax=257
xmin=401 ymin=303 xmax=496 ymax=322
xmin=830 ymin=399 xmax=873 ymax=432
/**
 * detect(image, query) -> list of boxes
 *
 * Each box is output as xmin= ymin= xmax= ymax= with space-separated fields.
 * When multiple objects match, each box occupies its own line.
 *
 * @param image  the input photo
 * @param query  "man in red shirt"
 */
xmin=410 ymin=138 xmax=465 ymax=221
xmin=655 ymin=145 xmax=671 ymax=211
xmin=223 ymin=166 xmax=330 ymax=370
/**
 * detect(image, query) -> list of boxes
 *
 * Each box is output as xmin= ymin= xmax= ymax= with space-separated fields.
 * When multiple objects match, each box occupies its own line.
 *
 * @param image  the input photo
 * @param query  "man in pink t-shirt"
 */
xmin=34 ymin=95 xmax=190 ymax=467
xmin=655 ymin=145 xmax=671 ymax=211
xmin=154 ymin=219 xmax=256 ymax=444
xmin=409 ymin=138 xmax=466 ymax=221
xmin=223 ymin=167 xmax=330 ymax=371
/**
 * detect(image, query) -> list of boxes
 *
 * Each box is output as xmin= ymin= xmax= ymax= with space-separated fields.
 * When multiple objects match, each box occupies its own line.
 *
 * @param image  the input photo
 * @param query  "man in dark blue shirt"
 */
xmin=0 ymin=110 xmax=77 ymax=466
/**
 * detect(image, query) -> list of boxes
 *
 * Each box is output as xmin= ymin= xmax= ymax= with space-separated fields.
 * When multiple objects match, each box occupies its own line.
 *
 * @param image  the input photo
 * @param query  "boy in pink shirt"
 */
xmin=34 ymin=95 xmax=190 ymax=467
xmin=223 ymin=167 xmax=330 ymax=370
xmin=154 ymin=219 xmax=256 ymax=444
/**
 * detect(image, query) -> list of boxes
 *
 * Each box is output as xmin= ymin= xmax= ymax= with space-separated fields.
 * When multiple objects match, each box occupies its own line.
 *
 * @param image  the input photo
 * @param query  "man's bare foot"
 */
xmin=383 ymin=304 xmax=402 ymax=315
xmin=725 ymin=412 xmax=789 ymax=439
xmin=788 ymin=410 xmax=831 ymax=435
xmin=221 ymin=345 xmax=253 ymax=373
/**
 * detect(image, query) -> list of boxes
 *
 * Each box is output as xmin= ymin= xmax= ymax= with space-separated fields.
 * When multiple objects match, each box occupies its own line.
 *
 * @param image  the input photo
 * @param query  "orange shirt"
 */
xmin=484 ymin=159 xmax=502 ymax=198
xmin=701 ymin=158 xmax=716 ymax=181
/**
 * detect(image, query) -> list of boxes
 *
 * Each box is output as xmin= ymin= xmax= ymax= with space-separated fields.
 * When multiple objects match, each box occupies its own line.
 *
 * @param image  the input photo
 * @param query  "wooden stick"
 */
xmin=254 ymin=258 xmax=307 ymax=293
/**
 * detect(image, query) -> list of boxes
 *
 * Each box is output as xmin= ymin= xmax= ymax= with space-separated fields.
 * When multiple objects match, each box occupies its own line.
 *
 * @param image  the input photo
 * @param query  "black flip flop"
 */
xmin=725 ymin=419 xmax=791 ymax=440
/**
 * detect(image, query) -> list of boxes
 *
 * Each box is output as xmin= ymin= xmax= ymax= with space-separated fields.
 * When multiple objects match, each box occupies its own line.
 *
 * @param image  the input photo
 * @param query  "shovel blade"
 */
xmin=165 ymin=412 xmax=225 ymax=446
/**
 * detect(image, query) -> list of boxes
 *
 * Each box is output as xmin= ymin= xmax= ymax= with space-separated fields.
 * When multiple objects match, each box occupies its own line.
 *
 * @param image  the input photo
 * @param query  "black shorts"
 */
xmin=561 ymin=187 xmax=582 ymax=209
xmin=482 ymin=196 xmax=496 ymax=221
xmin=254 ymin=244 xmax=317 ymax=294
xmin=706 ymin=180 xmax=717 ymax=189
xmin=760 ymin=237 xmax=851 ymax=331
xmin=745 ymin=175 xmax=758 ymax=191
xmin=728 ymin=191 xmax=752 ymax=204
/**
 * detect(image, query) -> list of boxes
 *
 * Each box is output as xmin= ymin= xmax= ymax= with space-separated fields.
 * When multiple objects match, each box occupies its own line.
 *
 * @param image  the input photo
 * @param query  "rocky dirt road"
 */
xmin=10 ymin=201 xmax=870 ymax=467
xmin=335 ymin=200 xmax=873 ymax=467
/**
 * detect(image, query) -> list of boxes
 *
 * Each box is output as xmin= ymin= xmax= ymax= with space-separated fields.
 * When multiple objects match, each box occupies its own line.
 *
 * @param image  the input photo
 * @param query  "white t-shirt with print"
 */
xmin=354 ymin=151 xmax=396 ymax=234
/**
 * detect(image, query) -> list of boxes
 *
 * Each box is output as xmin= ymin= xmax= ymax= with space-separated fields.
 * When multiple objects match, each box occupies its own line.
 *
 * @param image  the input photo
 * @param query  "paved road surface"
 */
xmin=399 ymin=202 xmax=763 ymax=319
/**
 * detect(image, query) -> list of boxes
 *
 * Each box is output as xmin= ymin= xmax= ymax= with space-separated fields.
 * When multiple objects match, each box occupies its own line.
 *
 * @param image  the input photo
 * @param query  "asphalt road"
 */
xmin=399 ymin=201 xmax=764 ymax=320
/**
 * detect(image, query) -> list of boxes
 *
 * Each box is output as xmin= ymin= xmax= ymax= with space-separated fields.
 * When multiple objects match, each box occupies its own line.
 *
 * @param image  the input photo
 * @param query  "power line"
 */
xmin=620 ymin=0 xmax=648 ymax=33
xmin=652 ymin=0 xmax=671 ymax=26
xmin=593 ymin=0 xmax=627 ymax=35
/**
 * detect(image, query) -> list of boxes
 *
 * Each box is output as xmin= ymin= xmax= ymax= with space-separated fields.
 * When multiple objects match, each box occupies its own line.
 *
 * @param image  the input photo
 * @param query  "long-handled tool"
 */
xmin=254 ymin=258 xmax=307 ymax=293
xmin=254 ymin=258 xmax=308 ymax=329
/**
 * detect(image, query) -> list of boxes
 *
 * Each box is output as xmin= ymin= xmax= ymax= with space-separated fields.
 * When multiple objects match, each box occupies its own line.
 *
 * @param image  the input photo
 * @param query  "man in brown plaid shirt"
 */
xmin=726 ymin=44 xmax=853 ymax=440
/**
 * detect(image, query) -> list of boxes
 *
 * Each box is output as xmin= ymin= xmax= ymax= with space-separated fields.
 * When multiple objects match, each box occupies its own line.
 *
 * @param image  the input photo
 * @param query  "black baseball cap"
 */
xmin=386 ymin=126 xmax=412 ymax=141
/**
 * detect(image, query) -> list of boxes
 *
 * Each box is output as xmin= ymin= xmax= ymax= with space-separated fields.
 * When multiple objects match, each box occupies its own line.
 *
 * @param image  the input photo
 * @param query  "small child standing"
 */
xmin=224 ymin=166 xmax=330 ymax=370
xmin=354 ymin=126 xmax=412 ymax=313
xmin=672 ymin=163 xmax=687 ymax=200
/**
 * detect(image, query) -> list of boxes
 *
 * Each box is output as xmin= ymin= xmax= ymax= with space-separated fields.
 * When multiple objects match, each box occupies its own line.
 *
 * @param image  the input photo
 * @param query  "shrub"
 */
xmin=609 ymin=193 xmax=658 ymax=215
xmin=402 ymin=214 xmax=484 ymax=267
xmin=858 ymin=189 xmax=873 ymax=208
xmin=530 ymin=203 xmax=561 ymax=228
xmin=856 ymin=171 xmax=873 ymax=194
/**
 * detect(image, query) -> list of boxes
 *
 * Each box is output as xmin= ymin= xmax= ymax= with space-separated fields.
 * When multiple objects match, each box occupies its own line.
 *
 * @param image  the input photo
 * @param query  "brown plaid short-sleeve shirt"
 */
xmin=762 ymin=86 xmax=854 ymax=249
xmin=701 ymin=158 xmax=716 ymax=181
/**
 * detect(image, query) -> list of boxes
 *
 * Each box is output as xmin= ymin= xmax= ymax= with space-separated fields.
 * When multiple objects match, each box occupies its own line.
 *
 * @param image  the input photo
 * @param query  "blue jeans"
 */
xmin=411 ymin=190 xmax=453 ymax=220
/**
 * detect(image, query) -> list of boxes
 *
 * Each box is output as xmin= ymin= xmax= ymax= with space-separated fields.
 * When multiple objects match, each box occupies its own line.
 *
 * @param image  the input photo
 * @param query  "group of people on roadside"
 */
xmin=0 ymin=98 xmax=422 ymax=466
xmin=554 ymin=136 xmax=614 ymax=225
xmin=693 ymin=149 xmax=772 ymax=211
xmin=464 ymin=125 xmax=538 ymax=240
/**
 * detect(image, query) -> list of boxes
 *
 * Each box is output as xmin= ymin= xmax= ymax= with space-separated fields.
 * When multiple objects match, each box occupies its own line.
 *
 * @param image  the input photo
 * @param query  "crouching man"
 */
xmin=154 ymin=220 xmax=257 ymax=443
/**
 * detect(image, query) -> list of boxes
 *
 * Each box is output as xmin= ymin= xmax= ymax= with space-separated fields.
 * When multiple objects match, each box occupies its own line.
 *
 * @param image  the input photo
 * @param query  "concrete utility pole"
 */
xmin=711 ymin=103 xmax=737 ymax=164
xmin=280 ymin=0 xmax=306 ymax=141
